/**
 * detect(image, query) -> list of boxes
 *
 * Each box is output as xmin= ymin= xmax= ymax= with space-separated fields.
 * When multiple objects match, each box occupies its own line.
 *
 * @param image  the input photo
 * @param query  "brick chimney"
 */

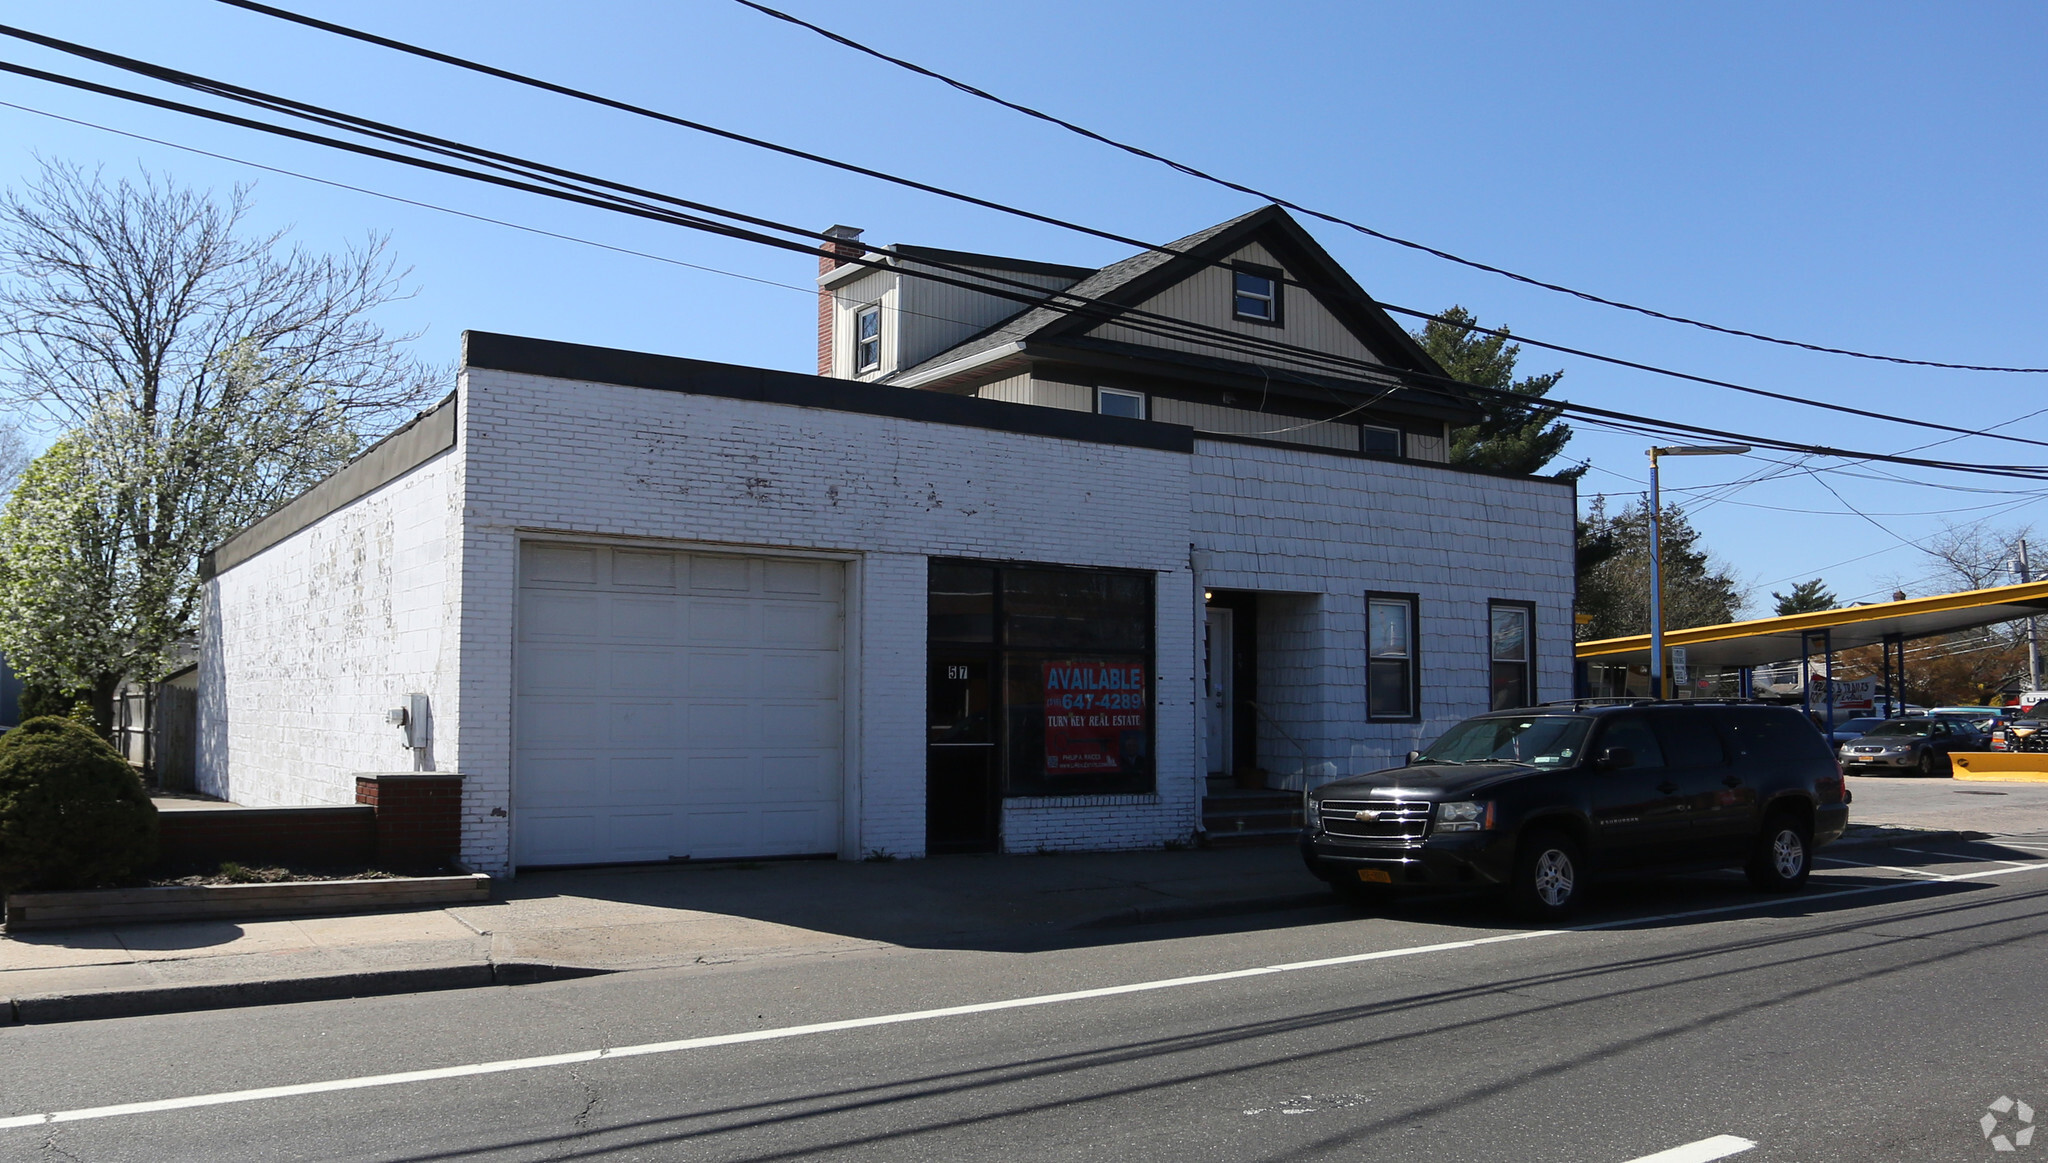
xmin=817 ymin=225 xmax=864 ymax=376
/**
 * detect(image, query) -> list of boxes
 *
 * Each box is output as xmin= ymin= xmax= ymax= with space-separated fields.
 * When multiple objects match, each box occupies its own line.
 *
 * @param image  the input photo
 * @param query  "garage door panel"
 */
xmin=524 ymin=592 xmax=605 ymax=638
xmin=759 ymin=806 xmax=835 ymax=851
xmin=612 ymin=595 xmax=684 ymax=643
xmin=612 ymin=550 xmax=677 ymax=589
xmin=523 ymin=544 xmax=600 ymax=586
xmin=758 ymin=602 xmax=836 ymax=648
xmin=609 ymin=757 xmax=680 ymax=805
xmin=520 ymin=646 xmax=605 ymax=693
xmin=688 ymin=651 xmax=758 ymax=696
xmin=517 ymin=544 xmax=841 ymax=867
xmin=686 ymin=702 xmax=756 ymax=748
xmin=610 ymin=648 xmax=682 ymax=690
xmin=609 ymin=702 xmax=683 ymax=748
xmin=688 ymin=598 xmax=758 ymax=643
xmin=606 ymin=812 xmax=674 ymax=860
xmin=760 ymin=652 xmax=839 ymax=697
xmin=685 ymin=754 xmax=754 ymax=799
xmin=761 ymin=754 xmax=836 ymax=797
xmin=688 ymin=555 xmax=752 ymax=592
xmin=520 ymin=812 xmax=598 ymax=864
xmin=517 ymin=699 xmax=604 ymax=748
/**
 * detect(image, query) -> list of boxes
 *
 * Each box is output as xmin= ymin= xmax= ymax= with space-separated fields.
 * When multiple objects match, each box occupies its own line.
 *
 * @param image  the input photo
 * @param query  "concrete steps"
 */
xmin=1201 ymin=788 xmax=1301 ymax=848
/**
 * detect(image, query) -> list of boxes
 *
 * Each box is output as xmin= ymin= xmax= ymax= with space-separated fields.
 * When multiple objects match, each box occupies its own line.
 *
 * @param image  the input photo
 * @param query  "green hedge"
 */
xmin=0 ymin=715 xmax=159 ymax=894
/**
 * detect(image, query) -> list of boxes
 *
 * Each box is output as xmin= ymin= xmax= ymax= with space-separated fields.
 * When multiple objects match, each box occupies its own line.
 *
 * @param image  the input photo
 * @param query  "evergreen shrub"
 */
xmin=0 ymin=715 xmax=159 ymax=893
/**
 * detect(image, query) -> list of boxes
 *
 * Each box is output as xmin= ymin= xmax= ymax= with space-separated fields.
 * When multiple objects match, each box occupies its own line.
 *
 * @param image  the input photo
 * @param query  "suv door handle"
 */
xmin=1657 ymin=781 xmax=1679 ymax=795
xmin=1722 ymin=775 xmax=1743 ymax=788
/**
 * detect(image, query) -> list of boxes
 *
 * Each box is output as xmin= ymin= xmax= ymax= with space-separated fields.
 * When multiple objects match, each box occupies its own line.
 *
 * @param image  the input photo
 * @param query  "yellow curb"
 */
xmin=1951 ymin=752 xmax=2048 ymax=782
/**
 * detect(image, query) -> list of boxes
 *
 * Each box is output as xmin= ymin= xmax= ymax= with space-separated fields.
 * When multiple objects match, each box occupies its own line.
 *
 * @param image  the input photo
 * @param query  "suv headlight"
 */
xmin=1435 ymin=800 xmax=1495 ymax=832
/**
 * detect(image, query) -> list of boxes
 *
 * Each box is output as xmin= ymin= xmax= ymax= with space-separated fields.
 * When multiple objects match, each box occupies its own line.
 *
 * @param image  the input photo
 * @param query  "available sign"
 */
xmin=1042 ymin=661 xmax=1147 ymax=773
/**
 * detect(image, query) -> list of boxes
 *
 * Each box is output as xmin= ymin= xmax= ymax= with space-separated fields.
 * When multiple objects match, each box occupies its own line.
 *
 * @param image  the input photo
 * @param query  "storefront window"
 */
xmin=930 ymin=560 xmax=1155 ymax=798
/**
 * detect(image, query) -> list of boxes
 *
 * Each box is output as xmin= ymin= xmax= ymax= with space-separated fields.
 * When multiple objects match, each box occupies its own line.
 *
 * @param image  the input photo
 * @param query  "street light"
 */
xmin=1648 ymin=444 xmax=1750 ymax=699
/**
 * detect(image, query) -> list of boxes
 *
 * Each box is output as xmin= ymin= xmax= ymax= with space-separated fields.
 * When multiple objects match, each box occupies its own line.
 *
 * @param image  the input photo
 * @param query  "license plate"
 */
xmin=1357 ymin=869 xmax=1392 ymax=884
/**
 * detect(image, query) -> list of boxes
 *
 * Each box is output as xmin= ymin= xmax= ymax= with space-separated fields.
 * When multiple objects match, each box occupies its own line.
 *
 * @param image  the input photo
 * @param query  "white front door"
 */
xmin=514 ymin=542 xmax=844 ymax=867
xmin=1206 ymin=608 xmax=1234 ymax=775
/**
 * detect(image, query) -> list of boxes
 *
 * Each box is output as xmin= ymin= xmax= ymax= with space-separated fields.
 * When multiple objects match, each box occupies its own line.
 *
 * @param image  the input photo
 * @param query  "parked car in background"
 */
xmin=1828 ymin=716 xmax=1890 ymax=745
xmin=1838 ymin=717 xmax=1977 ymax=775
xmin=1300 ymin=700 xmax=1849 ymax=919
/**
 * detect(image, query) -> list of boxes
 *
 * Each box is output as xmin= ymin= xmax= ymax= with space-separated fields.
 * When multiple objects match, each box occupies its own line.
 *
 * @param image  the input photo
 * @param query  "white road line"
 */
xmin=1894 ymin=846 xmax=1994 ymax=861
xmin=1622 ymin=1134 xmax=1756 ymax=1162
xmin=1817 ymin=857 xmax=1942 ymax=877
xmin=4 ymin=859 xmax=2046 ymax=1134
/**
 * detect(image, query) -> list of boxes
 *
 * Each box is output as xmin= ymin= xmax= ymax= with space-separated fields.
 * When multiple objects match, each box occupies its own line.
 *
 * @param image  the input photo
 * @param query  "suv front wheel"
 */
xmin=1510 ymin=830 xmax=1583 ymax=921
xmin=1746 ymin=811 xmax=1813 ymax=892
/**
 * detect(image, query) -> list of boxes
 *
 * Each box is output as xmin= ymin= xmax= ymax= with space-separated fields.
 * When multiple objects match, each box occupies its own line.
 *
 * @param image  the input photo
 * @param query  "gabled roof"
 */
xmin=888 ymin=205 xmax=1458 ymax=399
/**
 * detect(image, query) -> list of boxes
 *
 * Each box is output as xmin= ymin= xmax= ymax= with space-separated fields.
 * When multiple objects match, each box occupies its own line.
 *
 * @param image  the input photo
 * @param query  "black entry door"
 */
xmin=928 ymin=654 xmax=998 ymax=853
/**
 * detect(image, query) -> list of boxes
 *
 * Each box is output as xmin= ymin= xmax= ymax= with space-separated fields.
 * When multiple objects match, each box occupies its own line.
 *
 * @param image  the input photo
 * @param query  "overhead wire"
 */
xmin=9 ymin=36 xmax=2048 ymax=484
xmin=723 ymin=0 xmax=2048 ymax=376
xmin=176 ymin=5 xmax=2048 ymax=445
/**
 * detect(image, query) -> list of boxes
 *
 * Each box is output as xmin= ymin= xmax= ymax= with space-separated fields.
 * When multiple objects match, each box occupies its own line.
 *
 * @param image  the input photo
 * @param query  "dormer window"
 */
xmin=1232 ymin=266 xmax=1280 ymax=324
xmin=853 ymin=304 xmax=882 ymax=374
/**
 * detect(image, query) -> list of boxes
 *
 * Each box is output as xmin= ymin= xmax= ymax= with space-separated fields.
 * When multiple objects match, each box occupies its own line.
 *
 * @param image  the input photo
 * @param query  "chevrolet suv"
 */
xmin=1300 ymin=700 xmax=1850 ymax=919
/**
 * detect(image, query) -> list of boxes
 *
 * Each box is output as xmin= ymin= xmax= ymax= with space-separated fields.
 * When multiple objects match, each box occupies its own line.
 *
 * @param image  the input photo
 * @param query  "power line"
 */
xmin=11 ymin=44 xmax=2048 ymax=485
xmin=182 ymin=5 xmax=2048 ymax=447
xmin=726 ymin=0 xmax=2048 ymax=376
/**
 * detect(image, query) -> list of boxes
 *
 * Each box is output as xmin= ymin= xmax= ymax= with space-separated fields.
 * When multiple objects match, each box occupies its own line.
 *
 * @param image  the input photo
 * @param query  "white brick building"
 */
xmin=198 ymin=207 xmax=1576 ymax=875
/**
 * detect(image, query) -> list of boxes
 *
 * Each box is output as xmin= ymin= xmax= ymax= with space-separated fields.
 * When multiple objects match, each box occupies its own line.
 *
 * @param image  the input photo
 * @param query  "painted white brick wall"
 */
xmin=197 ymin=446 xmax=465 ymax=807
xmin=457 ymin=368 xmax=1197 ymax=871
xmin=1190 ymin=438 xmax=1577 ymax=790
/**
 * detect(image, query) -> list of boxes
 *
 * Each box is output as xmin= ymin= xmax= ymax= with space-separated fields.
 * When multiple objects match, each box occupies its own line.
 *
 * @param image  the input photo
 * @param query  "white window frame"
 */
xmin=1232 ymin=267 xmax=1279 ymax=323
xmin=853 ymin=303 xmax=882 ymax=374
xmin=1095 ymin=386 xmax=1147 ymax=419
xmin=1361 ymin=424 xmax=1402 ymax=456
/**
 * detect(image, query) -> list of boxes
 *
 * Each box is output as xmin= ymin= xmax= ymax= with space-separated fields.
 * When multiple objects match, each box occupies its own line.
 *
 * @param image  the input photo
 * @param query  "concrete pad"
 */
xmin=111 ymin=918 xmax=309 ymax=958
xmin=289 ymin=909 xmax=479 ymax=948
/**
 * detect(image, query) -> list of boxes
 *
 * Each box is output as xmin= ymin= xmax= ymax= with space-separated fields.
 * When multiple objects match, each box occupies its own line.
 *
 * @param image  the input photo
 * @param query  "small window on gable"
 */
xmin=1362 ymin=425 xmax=1401 ymax=456
xmin=1096 ymin=386 xmax=1146 ymax=419
xmin=853 ymin=304 xmax=882 ymax=374
xmin=1232 ymin=267 xmax=1279 ymax=323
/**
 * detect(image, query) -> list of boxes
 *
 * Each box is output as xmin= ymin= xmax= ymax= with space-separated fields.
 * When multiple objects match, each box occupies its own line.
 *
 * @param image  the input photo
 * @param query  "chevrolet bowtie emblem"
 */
xmin=1354 ymin=810 xmax=1380 ymax=822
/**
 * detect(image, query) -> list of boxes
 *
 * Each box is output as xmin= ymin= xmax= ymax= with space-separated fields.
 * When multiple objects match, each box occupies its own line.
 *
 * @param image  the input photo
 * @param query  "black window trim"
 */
xmin=1230 ymin=261 xmax=1284 ymax=327
xmin=1489 ymin=599 xmax=1537 ymax=709
xmin=852 ymin=301 xmax=883 ymax=375
xmin=1366 ymin=590 xmax=1422 ymax=723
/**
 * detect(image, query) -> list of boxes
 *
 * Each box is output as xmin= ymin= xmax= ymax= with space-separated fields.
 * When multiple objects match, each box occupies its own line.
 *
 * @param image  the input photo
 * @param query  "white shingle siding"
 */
xmin=199 ymin=352 xmax=1575 ymax=876
xmin=197 ymin=445 xmax=464 ymax=807
xmin=1191 ymin=437 xmax=1576 ymax=789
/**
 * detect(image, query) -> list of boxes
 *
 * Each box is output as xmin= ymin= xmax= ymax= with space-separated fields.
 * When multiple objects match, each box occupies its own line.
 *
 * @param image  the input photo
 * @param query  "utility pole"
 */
xmin=2022 ymin=539 xmax=2042 ymax=692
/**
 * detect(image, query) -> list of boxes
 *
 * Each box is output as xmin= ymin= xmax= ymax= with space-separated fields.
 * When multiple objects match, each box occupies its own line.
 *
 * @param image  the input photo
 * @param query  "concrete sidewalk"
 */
xmin=1 ymin=778 xmax=2032 ymax=1026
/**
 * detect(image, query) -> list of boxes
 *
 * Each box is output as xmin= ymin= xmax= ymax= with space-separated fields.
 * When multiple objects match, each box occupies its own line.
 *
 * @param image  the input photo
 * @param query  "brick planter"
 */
xmin=3 ymin=874 xmax=492 ymax=931
xmin=355 ymin=773 xmax=464 ymax=868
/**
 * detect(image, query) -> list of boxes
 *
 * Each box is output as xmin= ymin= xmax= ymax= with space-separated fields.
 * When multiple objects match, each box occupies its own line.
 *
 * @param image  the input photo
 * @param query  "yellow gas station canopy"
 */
xmin=1575 ymin=579 xmax=2048 ymax=671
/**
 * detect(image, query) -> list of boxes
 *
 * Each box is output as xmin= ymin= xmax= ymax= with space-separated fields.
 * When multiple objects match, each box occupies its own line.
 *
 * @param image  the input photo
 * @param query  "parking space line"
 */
xmin=1894 ymin=847 xmax=2001 ymax=862
xmin=1621 ymin=1134 xmax=1756 ymax=1162
xmin=1817 ymin=856 xmax=1942 ymax=877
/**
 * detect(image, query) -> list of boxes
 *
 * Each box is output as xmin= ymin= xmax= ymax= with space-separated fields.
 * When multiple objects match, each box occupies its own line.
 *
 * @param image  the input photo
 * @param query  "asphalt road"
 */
xmin=7 ymin=835 xmax=2048 ymax=1162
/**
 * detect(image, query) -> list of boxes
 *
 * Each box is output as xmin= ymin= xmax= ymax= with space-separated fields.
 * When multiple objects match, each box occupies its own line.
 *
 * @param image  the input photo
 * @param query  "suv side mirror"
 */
xmin=1405 ymin=750 xmax=1421 ymax=766
xmin=1595 ymin=746 xmax=1635 ymax=770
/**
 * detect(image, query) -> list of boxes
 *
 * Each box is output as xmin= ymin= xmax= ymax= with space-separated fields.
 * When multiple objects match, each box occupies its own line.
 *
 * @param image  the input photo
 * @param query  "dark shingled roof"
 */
xmin=888 ymin=207 xmax=1271 ymax=382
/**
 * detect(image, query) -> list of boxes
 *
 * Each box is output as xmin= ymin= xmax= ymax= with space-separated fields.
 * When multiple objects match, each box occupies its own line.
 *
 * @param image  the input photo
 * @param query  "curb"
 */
xmin=0 ymin=960 xmax=608 ymax=1026
xmin=1828 ymin=827 xmax=1985 ymax=851
xmin=1072 ymin=890 xmax=1332 ymax=930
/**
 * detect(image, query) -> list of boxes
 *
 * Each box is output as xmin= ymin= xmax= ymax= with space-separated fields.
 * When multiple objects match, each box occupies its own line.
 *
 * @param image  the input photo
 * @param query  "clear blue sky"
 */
xmin=6 ymin=1 xmax=2045 ymax=610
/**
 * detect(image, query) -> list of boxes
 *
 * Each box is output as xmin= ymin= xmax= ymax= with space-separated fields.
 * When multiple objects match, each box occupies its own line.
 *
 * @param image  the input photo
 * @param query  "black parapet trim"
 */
xmin=202 ymin=393 xmax=459 ymax=580
xmin=461 ymin=331 xmax=1195 ymax=454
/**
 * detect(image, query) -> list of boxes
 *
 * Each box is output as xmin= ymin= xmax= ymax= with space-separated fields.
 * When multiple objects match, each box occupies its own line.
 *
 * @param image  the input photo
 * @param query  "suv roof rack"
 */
xmin=1539 ymin=698 xmax=1657 ymax=708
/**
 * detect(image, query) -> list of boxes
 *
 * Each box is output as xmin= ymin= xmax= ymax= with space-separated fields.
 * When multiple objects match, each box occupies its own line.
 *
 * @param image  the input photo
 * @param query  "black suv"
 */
xmin=1300 ymin=700 xmax=1850 ymax=919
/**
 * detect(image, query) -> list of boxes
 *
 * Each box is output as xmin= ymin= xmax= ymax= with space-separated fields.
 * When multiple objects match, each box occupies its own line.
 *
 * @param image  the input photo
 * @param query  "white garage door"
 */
xmin=514 ymin=542 xmax=844 ymax=867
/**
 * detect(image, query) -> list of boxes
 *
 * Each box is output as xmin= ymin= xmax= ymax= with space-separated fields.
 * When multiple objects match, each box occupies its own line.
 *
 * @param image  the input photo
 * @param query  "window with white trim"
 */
xmin=853 ymin=304 xmax=881 ymax=374
xmin=1232 ymin=267 xmax=1279 ymax=323
xmin=1362 ymin=425 xmax=1401 ymax=456
xmin=1095 ymin=386 xmax=1146 ymax=419
xmin=1367 ymin=594 xmax=1418 ymax=720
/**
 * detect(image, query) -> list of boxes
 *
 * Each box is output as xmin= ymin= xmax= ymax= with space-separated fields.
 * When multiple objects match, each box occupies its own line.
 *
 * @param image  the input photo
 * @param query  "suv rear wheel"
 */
xmin=1746 ymin=811 xmax=1812 ymax=892
xmin=1510 ymin=830 xmax=1583 ymax=921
